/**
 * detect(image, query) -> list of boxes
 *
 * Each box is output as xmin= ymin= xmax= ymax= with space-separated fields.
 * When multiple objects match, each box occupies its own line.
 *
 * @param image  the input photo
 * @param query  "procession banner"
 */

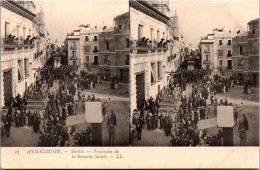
xmin=217 ymin=106 xmax=234 ymax=127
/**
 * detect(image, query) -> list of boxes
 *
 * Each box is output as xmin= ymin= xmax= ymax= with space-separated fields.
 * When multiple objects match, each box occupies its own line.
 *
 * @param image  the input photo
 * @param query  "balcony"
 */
xmin=70 ymin=46 xmax=77 ymax=50
xmin=1 ymin=37 xmax=35 ymax=49
xmin=104 ymin=59 xmax=110 ymax=65
xmin=203 ymin=60 xmax=210 ymax=64
xmin=131 ymin=38 xmax=168 ymax=53
xmin=125 ymin=59 xmax=129 ymax=65
xmin=204 ymin=49 xmax=210 ymax=53
xmin=93 ymin=49 xmax=99 ymax=53
xmin=227 ymin=54 xmax=232 ymax=58
xmin=70 ymin=56 xmax=77 ymax=60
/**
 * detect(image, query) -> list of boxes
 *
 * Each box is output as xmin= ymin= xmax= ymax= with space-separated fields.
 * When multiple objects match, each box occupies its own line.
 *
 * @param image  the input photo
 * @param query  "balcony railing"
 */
xmin=93 ymin=49 xmax=99 ymax=53
xmin=70 ymin=46 xmax=77 ymax=50
xmin=227 ymin=54 xmax=232 ymax=58
xmin=1 ymin=37 xmax=35 ymax=48
xmin=203 ymin=60 xmax=210 ymax=64
xmin=104 ymin=59 xmax=110 ymax=65
xmin=70 ymin=56 xmax=77 ymax=60
xmin=204 ymin=49 xmax=210 ymax=53
xmin=131 ymin=39 xmax=168 ymax=52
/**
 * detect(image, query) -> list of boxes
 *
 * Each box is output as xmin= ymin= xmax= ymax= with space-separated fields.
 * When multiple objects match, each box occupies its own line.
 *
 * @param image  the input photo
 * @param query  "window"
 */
xmin=252 ymin=30 xmax=256 ymax=34
xmin=150 ymin=28 xmax=153 ymax=41
xmin=24 ymin=59 xmax=29 ymax=77
xmin=72 ymin=42 xmax=76 ymax=47
xmin=86 ymin=56 xmax=89 ymax=62
xmin=126 ymin=39 xmax=130 ymax=48
xmin=206 ymin=55 xmax=209 ymax=61
xmin=85 ymin=36 xmax=89 ymax=41
xmin=118 ymin=22 xmax=122 ymax=29
xmin=138 ymin=24 xmax=143 ymax=40
xmin=85 ymin=46 xmax=90 ymax=53
xmin=17 ymin=26 xmax=20 ymax=38
xmin=206 ymin=65 xmax=210 ymax=70
xmin=163 ymin=32 xmax=165 ymax=40
xmin=105 ymin=55 xmax=110 ymax=64
xmin=125 ymin=55 xmax=130 ymax=65
xmin=157 ymin=30 xmax=160 ymax=42
xmin=228 ymin=40 xmax=231 ymax=45
xmin=106 ymin=42 xmax=110 ymax=50
xmin=5 ymin=22 xmax=9 ymax=38
xmin=218 ymin=50 xmax=223 ymax=56
xmin=238 ymin=59 xmax=244 ymax=69
xmin=158 ymin=62 xmax=162 ymax=80
xmin=93 ymin=46 xmax=98 ymax=52
xmin=228 ymin=50 xmax=232 ymax=56
xmin=23 ymin=27 xmax=26 ymax=39
xmin=125 ymin=20 xmax=128 ymax=31
xmin=219 ymin=40 xmax=223 ymax=45
xmin=219 ymin=60 xmax=223 ymax=67
xmin=94 ymin=36 xmax=97 ymax=41
xmin=72 ymin=51 xmax=76 ymax=57
xmin=18 ymin=60 xmax=23 ymax=81
xmin=151 ymin=63 xmax=156 ymax=84
xmin=239 ymin=45 xmax=243 ymax=55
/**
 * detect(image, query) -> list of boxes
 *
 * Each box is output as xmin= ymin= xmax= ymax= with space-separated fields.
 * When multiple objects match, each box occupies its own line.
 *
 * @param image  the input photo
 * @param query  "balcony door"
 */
xmin=138 ymin=24 xmax=143 ymax=40
xmin=3 ymin=70 xmax=13 ymax=104
xmin=136 ymin=72 xmax=145 ymax=108
xmin=94 ymin=56 xmax=99 ymax=65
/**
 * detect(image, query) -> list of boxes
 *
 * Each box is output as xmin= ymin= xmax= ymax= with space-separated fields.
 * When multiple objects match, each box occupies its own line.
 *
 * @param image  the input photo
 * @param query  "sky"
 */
xmin=34 ymin=0 xmax=129 ymax=45
xmin=35 ymin=0 xmax=259 ymax=47
xmin=168 ymin=0 xmax=259 ymax=48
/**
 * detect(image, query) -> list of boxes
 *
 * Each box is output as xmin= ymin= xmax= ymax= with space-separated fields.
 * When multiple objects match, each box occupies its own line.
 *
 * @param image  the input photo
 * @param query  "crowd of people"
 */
xmin=132 ymin=68 xmax=251 ymax=146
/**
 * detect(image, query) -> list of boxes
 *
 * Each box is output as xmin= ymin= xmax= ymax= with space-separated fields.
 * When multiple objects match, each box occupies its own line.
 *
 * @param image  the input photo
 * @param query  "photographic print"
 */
xmin=129 ymin=0 xmax=259 ymax=146
xmin=1 ymin=0 xmax=130 ymax=146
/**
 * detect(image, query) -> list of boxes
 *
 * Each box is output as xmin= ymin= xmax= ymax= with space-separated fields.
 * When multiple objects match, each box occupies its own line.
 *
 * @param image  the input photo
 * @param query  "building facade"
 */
xmin=130 ymin=0 xmax=181 ymax=123
xmin=1 ymin=0 xmax=50 ymax=106
xmin=200 ymin=29 xmax=234 ymax=72
xmin=67 ymin=26 xmax=102 ymax=69
xmin=99 ymin=12 xmax=130 ymax=83
xmin=232 ymin=18 xmax=259 ymax=86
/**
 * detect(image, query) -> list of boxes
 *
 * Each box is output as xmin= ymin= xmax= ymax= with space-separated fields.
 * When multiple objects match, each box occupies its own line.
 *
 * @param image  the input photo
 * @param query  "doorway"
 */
xmin=94 ymin=56 xmax=99 ymax=65
xmin=228 ymin=60 xmax=232 ymax=69
xmin=3 ymin=70 xmax=13 ymax=105
xmin=136 ymin=72 xmax=145 ymax=108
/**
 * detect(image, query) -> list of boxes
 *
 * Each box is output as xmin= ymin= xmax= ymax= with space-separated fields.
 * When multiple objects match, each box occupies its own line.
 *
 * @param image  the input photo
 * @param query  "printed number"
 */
xmin=14 ymin=150 xmax=19 ymax=154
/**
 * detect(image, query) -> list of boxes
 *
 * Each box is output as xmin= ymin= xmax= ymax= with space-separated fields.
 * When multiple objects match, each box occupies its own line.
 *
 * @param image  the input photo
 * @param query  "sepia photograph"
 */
xmin=0 ymin=0 xmax=259 ymax=168
xmin=1 ymin=0 xmax=130 ymax=146
xmin=129 ymin=0 xmax=259 ymax=146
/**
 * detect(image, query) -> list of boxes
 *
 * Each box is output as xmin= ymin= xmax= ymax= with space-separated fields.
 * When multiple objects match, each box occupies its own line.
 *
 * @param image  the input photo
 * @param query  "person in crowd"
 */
xmin=108 ymin=123 xmax=115 ymax=146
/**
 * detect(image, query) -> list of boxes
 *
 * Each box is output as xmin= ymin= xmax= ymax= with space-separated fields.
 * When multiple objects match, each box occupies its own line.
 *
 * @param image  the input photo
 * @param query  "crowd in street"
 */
xmin=1 ymin=63 xmax=120 ymax=146
xmin=132 ymin=68 xmax=250 ymax=146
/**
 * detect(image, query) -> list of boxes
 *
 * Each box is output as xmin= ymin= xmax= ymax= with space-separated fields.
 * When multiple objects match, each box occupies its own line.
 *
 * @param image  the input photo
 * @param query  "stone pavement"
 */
xmin=1 ymin=125 xmax=40 ymax=146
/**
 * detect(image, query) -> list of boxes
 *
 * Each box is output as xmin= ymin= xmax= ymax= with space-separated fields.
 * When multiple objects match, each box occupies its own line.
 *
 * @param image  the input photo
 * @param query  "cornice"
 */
xmin=130 ymin=0 xmax=169 ymax=25
xmin=1 ymin=0 xmax=36 ymax=21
